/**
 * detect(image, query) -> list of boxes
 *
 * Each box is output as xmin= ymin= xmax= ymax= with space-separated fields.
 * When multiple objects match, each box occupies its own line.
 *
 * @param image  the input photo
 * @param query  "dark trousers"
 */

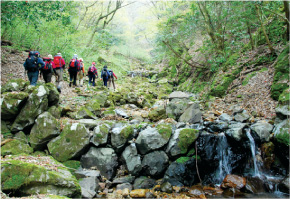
xmin=69 ymin=71 xmax=78 ymax=86
xmin=88 ymin=74 xmax=96 ymax=86
xmin=103 ymin=78 xmax=108 ymax=87
xmin=43 ymin=73 xmax=52 ymax=83
xmin=27 ymin=71 xmax=39 ymax=86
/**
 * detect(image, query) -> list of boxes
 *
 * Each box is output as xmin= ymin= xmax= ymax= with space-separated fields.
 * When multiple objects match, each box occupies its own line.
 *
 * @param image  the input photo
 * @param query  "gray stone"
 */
xmin=121 ymin=144 xmax=142 ymax=176
xmin=234 ymin=110 xmax=250 ymax=122
xmin=29 ymin=112 xmax=60 ymax=150
xmin=179 ymin=103 xmax=202 ymax=124
xmin=111 ymin=125 xmax=134 ymax=153
xmin=142 ymin=151 xmax=169 ymax=177
xmin=130 ymin=119 xmax=141 ymax=124
xmin=115 ymin=109 xmax=129 ymax=119
xmin=250 ymin=121 xmax=273 ymax=142
xmin=47 ymin=105 xmax=62 ymax=119
xmin=276 ymin=105 xmax=290 ymax=119
xmin=45 ymin=83 xmax=60 ymax=106
xmin=135 ymin=127 xmax=170 ymax=154
xmin=133 ymin=176 xmax=157 ymax=189
xmin=161 ymin=182 xmax=173 ymax=193
xmin=1 ymin=78 xmax=29 ymax=93
xmin=74 ymin=168 xmax=101 ymax=179
xmin=225 ymin=122 xmax=248 ymax=142
xmin=90 ymin=124 xmax=110 ymax=147
xmin=176 ymin=122 xmax=186 ymax=129
xmin=116 ymin=183 xmax=132 ymax=191
xmin=47 ymin=123 xmax=91 ymax=162
xmin=79 ymin=176 xmax=99 ymax=199
xmin=80 ymin=147 xmax=118 ymax=180
xmin=113 ymin=175 xmax=136 ymax=184
xmin=78 ymin=119 xmax=99 ymax=130
xmin=278 ymin=174 xmax=290 ymax=194
xmin=14 ymin=131 xmax=28 ymax=144
xmin=168 ymin=91 xmax=190 ymax=99
xmin=166 ymin=98 xmax=191 ymax=120
xmin=219 ymin=113 xmax=233 ymax=122
xmin=11 ymin=85 xmax=49 ymax=132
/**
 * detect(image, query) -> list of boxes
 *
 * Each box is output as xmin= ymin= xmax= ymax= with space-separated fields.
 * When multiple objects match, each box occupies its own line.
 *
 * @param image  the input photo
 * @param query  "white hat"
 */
xmin=48 ymin=54 xmax=53 ymax=59
xmin=73 ymin=54 xmax=78 ymax=59
xmin=56 ymin=53 xmax=62 ymax=57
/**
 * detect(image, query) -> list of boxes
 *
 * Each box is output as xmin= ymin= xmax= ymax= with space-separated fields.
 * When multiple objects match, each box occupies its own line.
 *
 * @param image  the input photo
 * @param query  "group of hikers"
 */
xmin=23 ymin=51 xmax=117 ymax=93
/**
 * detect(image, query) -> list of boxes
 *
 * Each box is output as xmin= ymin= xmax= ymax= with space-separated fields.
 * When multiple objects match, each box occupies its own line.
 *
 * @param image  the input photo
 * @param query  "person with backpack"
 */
xmin=100 ymin=65 xmax=110 ymax=87
xmin=68 ymin=54 xmax=80 ymax=87
xmin=107 ymin=69 xmax=118 ymax=90
xmin=77 ymin=58 xmax=85 ymax=87
xmin=41 ymin=54 xmax=55 ymax=83
xmin=23 ymin=51 xmax=45 ymax=86
xmin=87 ymin=62 xmax=98 ymax=86
xmin=53 ymin=53 xmax=65 ymax=93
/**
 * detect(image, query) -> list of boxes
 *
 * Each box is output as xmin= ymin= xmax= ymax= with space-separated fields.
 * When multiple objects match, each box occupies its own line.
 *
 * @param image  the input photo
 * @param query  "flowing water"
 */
xmin=245 ymin=128 xmax=260 ymax=177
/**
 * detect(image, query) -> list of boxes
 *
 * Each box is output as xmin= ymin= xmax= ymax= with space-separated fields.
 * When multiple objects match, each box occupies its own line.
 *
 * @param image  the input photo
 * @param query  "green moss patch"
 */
xmin=1 ymin=139 xmax=33 ymax=156
xmin=156 ymin=124 xmax=172 ymax=140
xmin=120 ymin=126 xmax=134 ymax=139
xmin=178 ymin=129 xmax=199 ymax=154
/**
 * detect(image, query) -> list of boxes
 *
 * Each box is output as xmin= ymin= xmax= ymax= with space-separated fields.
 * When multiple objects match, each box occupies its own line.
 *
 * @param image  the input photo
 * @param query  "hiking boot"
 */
xmin=69 ymin=82 xmax=71 ymax=87
xmin=57 ymin=88 xmax=61 ymax=93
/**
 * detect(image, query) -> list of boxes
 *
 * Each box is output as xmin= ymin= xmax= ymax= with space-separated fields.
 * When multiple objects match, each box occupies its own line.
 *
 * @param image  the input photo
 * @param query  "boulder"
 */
xmin=142 ymin=151 xmax=169 ymax=177
xmin=80 ymin=147 xmax=118 ymax=180
xmin=45 ymin=83 xmax=59 ymax=106
xmin=168 ymin=91 xmax=190 ymax=99
xmin=47 ymin=105 xmax=62 ymax=119
xmin=278 ymin=174 xmax=290 ymax=194
xmin=133 ymin=176 xmax=156 ymax=189
xmin=135 ymin=125 xmax=172 ymax=154
xmin=79 ymin=176 xmax=99 ymax=199
xmin=1 ymin=155 xmax=81 ymax=198
xmin=1 ymin=78 xmax=29 ymax=93
xmin=221 ymin=174 xmax=246 ymax=190
xmin=74 ymin=168 xmax=101 ymax=179
xmin=234 ymin=110 xmax=250 ymax=122
xmin=179 ymin=103 xmax=202 ymax=124
xmin=14 ymin=131 xmax=28 ymax=144
xmin=1 ymin=139 xmax=33 ymax=156
xmin=47 ymin=123 xmax=91 ymax=162
xmin=219 ymin=113 xmax=233 ymax=122
xmin=111 ymin=125 xmax=134 ymax=152
xmin=116 ymin=183 xmax=133 ymax=191
xmin=75 ymin=106 xmax=97 ymax=119
xmin=29 ymin=112 xmax=60 ymax=150
xmin=166 ymin=128 xmax=199 ymax=157
xmin=1 ymin=92 xmax=29 ymax=120
xmin=115 ymin=109 xmax=129 ymax=119
xmin=113 ymin=175 xmax=136 ymax=185
xmin=85 ymin=98 xmax=102 ymax=116
xmin=130 ymin=189 xmax=147 ymax=198
xmin=78 ymin=119 xmax=99 ymax=130
xmin=244 ymin=176 xmax=266 ymax=193
xmin=90 ymin=123 xmax=110 ymax=147
xmin=276 ymin=105 xmax=290 ymax=120
xmin=166 ymin=98 xmax=191 ymax=120
xmin=206 ymin=120 xmax=229 ymax=133
xmin=161 ymin=182 xmax=173 ymax=193
xmin=121 ymin=144 xmax=142 ymax=176
xmin=148 ymin=106 xmax=166 ymax=122
xmin=11 ymin=85 xmax=49 ymax=132
xmin=250 ymin=121 xmax=273 ymax=142
xmin=225 ymin=122 xmax=248 ymax=142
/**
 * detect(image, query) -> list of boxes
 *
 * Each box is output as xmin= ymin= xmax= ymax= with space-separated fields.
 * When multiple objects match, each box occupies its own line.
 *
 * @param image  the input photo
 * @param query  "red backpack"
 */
xmin=54 ymin=56 xmax=62 ymax=68
xmin=70 ymin=59 xmax=77 ymax=68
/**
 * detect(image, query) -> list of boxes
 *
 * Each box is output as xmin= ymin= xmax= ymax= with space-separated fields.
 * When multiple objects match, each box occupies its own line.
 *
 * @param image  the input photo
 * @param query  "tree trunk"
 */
xmin=283 ymin=1 xmax=289 ymax=40
xmin=246 ymin=21 xmax=255 ymax=50
xmin=255 ymin=5 xmax=276 ymax=55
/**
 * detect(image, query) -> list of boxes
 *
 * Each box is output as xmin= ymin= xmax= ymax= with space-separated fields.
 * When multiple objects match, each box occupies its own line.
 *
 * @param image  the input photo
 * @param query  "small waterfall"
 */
xmin=245 ymin=128 xmax=260 ymax=177
xmin=216 ymin=133 xmax=232 ymax=183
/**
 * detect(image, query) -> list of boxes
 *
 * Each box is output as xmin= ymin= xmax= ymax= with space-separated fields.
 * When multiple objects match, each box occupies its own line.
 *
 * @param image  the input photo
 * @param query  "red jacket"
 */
xmin=53 ymin=56 xmax=65 ymax=69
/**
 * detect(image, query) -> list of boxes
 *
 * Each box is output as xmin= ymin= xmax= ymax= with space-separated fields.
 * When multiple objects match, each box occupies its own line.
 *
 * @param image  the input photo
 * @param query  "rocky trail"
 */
xmin=1 ymin=47 xmax=289 ymax=199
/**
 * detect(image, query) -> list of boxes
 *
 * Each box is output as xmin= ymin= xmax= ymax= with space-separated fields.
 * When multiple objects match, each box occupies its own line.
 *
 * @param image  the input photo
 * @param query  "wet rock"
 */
xmin=111 ymin=125 xmax=134 ymax=152
xmin=234 ymin=110 xmax=250 ymax=122
xmin=135 ymin=126 xmax=171 ymax=154
xmin=244 ymin=176 xmax=266 ymax=193
xmin=221 ymin=174 xmax=246 ymax=190
xmin=1 ymin=91 xmax=29 ymax=120
xmin=166 ymin=128 xmax=199 ymax=157
xmin=219 ymin=113 xmax=233 ymax=122
xmin=47 ymin=123 xmax=90 ymax=162
xmin=79 ymin=176 xmax=99 ymax=199
xmin=161 ymin=182 xmax=173 ymax=193
xmin=121 ymin=144 xmax=142 ymax=176
xmin=166 ymin=98 xmax=191 ymax=120
xmin=29 ymin=112 xmax=60 ymax=150
xmin=250 ymin=121 xmax=273 ymax=142
xmin=142 ymin=151 xmax=169 ymax=177
xmin=261 ymin=142 xmax=275 ymax=170
xmin=80 ymin=147 xmax=118 ymax=180
xmin=225 ymin=122 xmax=248 ymax=142
xmin=130 ymin=189 xmax=147 ymax=198
xmin=133 ymin=176 xmax=157 ymax=189
xmin=11 ymin=85 xmax=49 ymax=132
xmin=206 ymin=120 xmax=229 ymax=133
xmin=168 ymin=91 xmax=190 ymax=99
xmin=90 ymin=123 xmax=110 ymax=147
xmin=278 ymin=174 xmax=290 ymax=194
xmin=179 ymin=103 xmax=202 ymax=124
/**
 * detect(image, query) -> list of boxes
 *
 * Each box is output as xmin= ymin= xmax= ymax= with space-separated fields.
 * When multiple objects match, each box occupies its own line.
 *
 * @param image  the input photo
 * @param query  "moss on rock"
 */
xmin=178 ymin=129 xmax=199 ymax=154
xmin=1 ymin=139 xmax=33 ymax=156
xmin=278 ymin=88 xmax=290 ymax=105
xmin=156 ymin=124 xmax=172 ymax=140
xmin=63 ymin=160 xmax=81 ymax=173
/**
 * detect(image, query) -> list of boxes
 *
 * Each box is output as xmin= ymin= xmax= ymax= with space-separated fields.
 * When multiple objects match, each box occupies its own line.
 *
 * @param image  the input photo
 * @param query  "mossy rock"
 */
xmin=90 ymin=123 xmax=110 ymax=146
xmin=1 ymin=156 xmax=81 ymax=197
xmin=1 ymin=139 xmax=33 ymax=156
xmin=176 ymin=157 xmax=191 ymax=164
xmin=14 ymin=131 xmax=28 ymax=144
xmin=111 ymin=125 xmax=134 ymax=152
xmin=178 ymin=129 xmax=199 ymax=154
xmin=1 ymin=91 xmax=29 ymax=120
xmin=148 ymin=106 xmax=166 ymax=122
xmin=274 ymin=120 xmax=290 ymax=147
xmin=223 ymin=53 xmax=240 ymax=71
xmin=156 ymin=124 xmax=172 ymax=141
xmin=210 ymin=75 xmax=235 ymax=97
xmin=75 ymin=106 xmax=96 ymax=119
xmin=85 ymin=99 xmax=101 ymax=116
xmin=45 ymin=83 xmax=60 ymax=106
xmin=1 ymin=120 xmax=11 ymax=136
xmin=1 ymin=78 xmax=29 ymax=93
xmin=63 ymin=160 xmax=81 ymax=174
xmin=48 ymin=105 xmax=62 ymax=119
xmin=278 ymin=89 xmax=290 ymax=105
xmin=271 ymin=83 xmax=289 ymax=100
xmin=47 ymin=123 xmax=90 ymax=162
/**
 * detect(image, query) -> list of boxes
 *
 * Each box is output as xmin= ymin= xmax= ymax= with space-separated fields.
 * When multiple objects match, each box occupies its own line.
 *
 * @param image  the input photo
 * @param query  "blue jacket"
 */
xmin=23 ymin=57 xmax=45 ymax=71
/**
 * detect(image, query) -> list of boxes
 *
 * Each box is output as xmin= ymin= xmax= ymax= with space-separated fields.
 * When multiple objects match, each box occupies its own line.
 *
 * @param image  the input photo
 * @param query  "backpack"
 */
xmin=25 ymin=51 xmax=39 ymax=72
xmin=108 ymin=70 xmax=113 ymax=78
xmin=102 ymin=68 xmax=108 ymax=79
xmin=88 ymin=66 xmax=94 ymax=75
xmin=69 ymin=59 xmax=77 ymax=68
xmin=42 ymin=60 xmax=53 ymax=73
xmin=80 ymin=63 xmax=84 ymax=71
xmin=54 ymin=56 xmax=62 ymax=68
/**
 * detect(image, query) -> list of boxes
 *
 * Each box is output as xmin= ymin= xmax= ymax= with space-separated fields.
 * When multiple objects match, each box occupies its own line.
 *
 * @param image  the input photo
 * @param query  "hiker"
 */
xmin=100 ymin=65 xmax=109 ymax=87
xmin=68 ymin=54 xmax=80 ymax=87
xmin=23 ymin=51 xmax=45 ymax=86
xmin=87 ymin=62 xmax=98 ymax=86
xmin=41 ymin=54 xmax=55 ymax=83
xmin=107 ymin=69 xmax=117 ymax=90
xmin=77 ymin=58 xmax=85 ymax=87
xmin=53 ymin=53 xmax=66 ymax=93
